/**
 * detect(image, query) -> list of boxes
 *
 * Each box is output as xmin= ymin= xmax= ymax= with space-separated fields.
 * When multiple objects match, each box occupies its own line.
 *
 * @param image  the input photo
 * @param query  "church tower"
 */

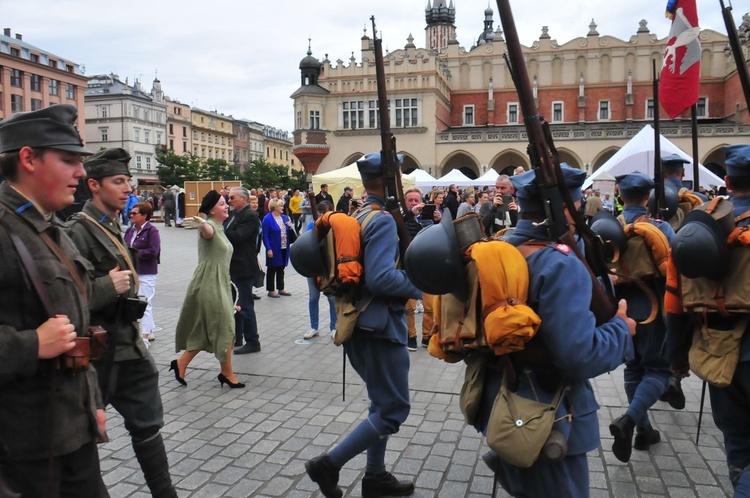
xmin=425 ymin=0 xmax=456 ymax=52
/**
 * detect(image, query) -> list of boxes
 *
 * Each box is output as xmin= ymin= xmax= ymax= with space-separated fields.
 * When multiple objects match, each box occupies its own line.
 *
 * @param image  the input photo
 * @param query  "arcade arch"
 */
xmin=399 ymin=152 xmax=421 ymax=174
xmin=489 ymin=149 xmax=529 ymax=176
xmin=591 ymin=147 xmax=620 ymax=172
xmin=341 ymin=152 xmax=365 ymax=167
xmin=439 ymin=151 xmax=480 ymax=179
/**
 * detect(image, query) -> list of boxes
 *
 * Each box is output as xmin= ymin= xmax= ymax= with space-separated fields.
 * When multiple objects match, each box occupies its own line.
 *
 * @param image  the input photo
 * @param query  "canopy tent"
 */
xmin=312 ymin=159 xmax=415 ymax=201
xmin=473 ymin=168 xmax=500 ymax=186
xmin=409 ymin=168 xmax=437 ymax=189
xmin=583 ymin=124 xmax=724 ymax=190
xmin=430 ymin=168 xmax=475 ymax=187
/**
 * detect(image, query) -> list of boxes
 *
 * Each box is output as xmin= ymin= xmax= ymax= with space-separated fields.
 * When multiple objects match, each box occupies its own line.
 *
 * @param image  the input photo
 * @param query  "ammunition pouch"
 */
xmin=119 ymin=296 xmax=148 ymax=323
xmin=58 ymin=326 xmax=107 ymax=374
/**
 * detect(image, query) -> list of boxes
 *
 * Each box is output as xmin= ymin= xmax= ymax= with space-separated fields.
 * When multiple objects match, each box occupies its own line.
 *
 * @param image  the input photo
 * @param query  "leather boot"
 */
xmin=132 ymin=433 xmax=177 ymax=498
xmin=666 ymin=375 xmax=686 ymax=410
xmin=362 ymin=472 xmax=414 ymax=498
xmin=633 ymin=427 xmax=661 ymax=451
xmin=609 ymin=414 xmax=635 ymax=463
xmin=305 ymin=454 xmax=342 ymax=498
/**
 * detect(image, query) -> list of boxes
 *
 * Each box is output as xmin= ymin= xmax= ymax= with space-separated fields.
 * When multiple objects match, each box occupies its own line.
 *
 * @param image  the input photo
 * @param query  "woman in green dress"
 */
xmin=171 ymin=190 xmax=245 ymax=388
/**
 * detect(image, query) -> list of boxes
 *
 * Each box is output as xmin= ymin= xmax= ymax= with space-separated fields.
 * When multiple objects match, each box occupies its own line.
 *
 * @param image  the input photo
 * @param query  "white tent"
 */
xmin=583 ymin=124 xmax=724 ymax=190
xmin=473 ymin=168 xmax=499 ymax=187
xmin=409 ymin=168 xmax=437 ymax=189
xmin=431 ymin=169 xmax=475 ymax=187
xmin=312 ymin=159 xmax=415 ymax=201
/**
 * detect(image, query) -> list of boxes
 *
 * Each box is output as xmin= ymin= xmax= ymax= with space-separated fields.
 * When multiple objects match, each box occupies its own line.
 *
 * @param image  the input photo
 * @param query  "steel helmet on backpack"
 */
xmin=404 ymin=210 xmax=467 ymax=299
xmin=290 ymin=228 xmax=326 ymax=278
xmin=590 ymin=213 xmax=627 ymax=263
xmin=647 ymin=184 xmax=679 ymax=221
xmin=670 ymin=209 xmax=729 ymax=279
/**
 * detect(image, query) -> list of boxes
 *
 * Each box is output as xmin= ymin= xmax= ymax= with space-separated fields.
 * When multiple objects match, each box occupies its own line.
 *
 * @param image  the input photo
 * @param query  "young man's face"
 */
xmin=21 ymin=148 xmax=87 ymax=213
xmin=90 ymin=174 xmax=131 ymax=213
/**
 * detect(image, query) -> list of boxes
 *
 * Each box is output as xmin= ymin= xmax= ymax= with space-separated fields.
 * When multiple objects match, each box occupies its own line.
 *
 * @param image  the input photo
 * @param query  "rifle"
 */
xmin=721 ymin=0 xmax=750 ymax=111
xmin=652 ymin=60 xmax=665 ymax=219
xmin=371 ymin=16 xmax=412 ymax=261
xmin=496 ymin=0 xmax=617 ymax=324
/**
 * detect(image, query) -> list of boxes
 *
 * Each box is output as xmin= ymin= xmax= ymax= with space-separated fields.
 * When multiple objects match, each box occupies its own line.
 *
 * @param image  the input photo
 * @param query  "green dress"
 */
xmin=175 ymin=218 xmax=234 ymax=362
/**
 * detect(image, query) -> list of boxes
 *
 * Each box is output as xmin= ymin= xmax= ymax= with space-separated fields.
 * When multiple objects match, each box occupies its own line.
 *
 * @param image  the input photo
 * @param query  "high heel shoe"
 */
xmin=169 ymin=360 xmax=187 ymax=386
xmin=218 ymin=373 xmax=245 ymax=389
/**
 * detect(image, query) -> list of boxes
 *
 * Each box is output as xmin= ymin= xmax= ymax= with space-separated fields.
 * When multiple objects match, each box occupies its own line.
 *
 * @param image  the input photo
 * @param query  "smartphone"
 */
xmin=501 ymin=195 xmax=514 ymax=207
xmin=421 ymin=204 xmax=436 ymax=220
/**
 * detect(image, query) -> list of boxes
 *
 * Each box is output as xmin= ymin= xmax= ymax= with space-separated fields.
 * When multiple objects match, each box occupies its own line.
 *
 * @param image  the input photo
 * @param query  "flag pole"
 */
xmin=653 ymin=60 xmax=664 ymax=218
xmin=691 ymin=104 xmax=700 ymax=190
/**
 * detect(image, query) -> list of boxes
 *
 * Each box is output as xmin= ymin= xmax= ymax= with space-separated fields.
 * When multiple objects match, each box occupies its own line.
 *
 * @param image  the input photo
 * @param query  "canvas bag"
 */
xmin=689 ymin=315 xmax=750 ymax=388
xmin=486 ymin=365 xmax=566 ymax=468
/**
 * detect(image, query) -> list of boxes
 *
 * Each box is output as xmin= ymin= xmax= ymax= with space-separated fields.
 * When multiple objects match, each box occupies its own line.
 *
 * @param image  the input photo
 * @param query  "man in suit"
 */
xmin=226 ymin=186 xmax=262 ymax=354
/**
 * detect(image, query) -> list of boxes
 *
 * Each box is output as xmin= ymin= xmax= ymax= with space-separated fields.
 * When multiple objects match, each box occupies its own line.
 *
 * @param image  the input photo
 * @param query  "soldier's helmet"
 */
xmin=290 ymin=229 xmax=326 ymax=278
xmin=405 ymin=210 xmax=467 ymax=299
xmin=670 ymin=209 xmax=729 ymax=279
xmin=590 ymin=213 xmax=627 ymax=263
xmin=647 ymin=185 xmax=680 ymax=221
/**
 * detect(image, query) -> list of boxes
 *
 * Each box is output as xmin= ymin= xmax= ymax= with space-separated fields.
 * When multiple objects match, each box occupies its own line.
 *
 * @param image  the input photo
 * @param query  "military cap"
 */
xmin=511 ymin=163 xmax=586 ymax=212
xmin=662 ymin=153 xmax=690 ymax=166
xmin=199 ymin=190 xmax=221 ymax=215
xmin=0 ymin=104 xmax=93 ymax=155
xmin=616 ymin=171 xmax=654 ymax=197
xmin=356 ymin=152 xmax=404 ymax=181
xmin=84 ymin=147 xmax=132 ymax=179
xmin=724 ymin=144 xmax=750 ymax=177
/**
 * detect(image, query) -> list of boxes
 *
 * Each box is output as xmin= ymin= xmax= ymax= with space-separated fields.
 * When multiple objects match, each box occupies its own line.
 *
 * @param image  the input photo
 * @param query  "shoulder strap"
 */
xmin=5 ymin=225 xmax=55 ymax=317
xmin=515 ymin=239 xmax=553 ymax=259
xmin=76 ymin=212 xmax=139 ymax=288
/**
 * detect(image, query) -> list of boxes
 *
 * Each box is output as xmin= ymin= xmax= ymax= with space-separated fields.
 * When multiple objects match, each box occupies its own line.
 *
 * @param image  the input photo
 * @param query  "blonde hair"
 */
xmin=268 ymin=198 xmax=284 ymax=211
xmin=404 ymin=187 xmax=423 ymax=196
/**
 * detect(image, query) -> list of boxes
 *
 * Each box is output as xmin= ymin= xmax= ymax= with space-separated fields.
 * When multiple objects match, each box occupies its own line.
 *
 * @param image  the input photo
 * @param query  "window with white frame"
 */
xmin=156 ymin=132 xmax=162 ymax=144
xmin=48 ymin=79 xmax=58 ymax=96
xmin=309 ymin=110 xmax=320 ymax=129
xmin=368 ymin=100 xmax=380 ymax=128
xmin=100 ymin=106 xmax=108 ymax=118
xmin=144 ymin=130 xmax=150 ymax=144
xmin=134 ymin=129 xmax=140 ymax=142
xmin=395 ymin=98 xmax=418 ymax=127
xmin=463 ymin=105 xmax=475 ymax=126
xmin=65 ymin=83 xmax=75 ymax=100
xmin=598 ymin=100 xmax=610 ymax=121
xmin=296 ymin=111 xmax=302 ymax=129
xmin=100 ymin=128 xmax=108 ymax=141
xmin=343 ymin=101 xmax=365 ymax=129
xmin=646 ymin=99 xmax=654 ymax=119
xmin=507 ymin=103 xmax=519 ymax=124
xmin=552 ymin=101 xmax=563 ymax=123
xmin=696 ymin=97 xmax=708 ymax=117
xmin=145 ymin=156 xmax=151 ymax=170
xmin=135 ymin=155 xmax=142 ymax=169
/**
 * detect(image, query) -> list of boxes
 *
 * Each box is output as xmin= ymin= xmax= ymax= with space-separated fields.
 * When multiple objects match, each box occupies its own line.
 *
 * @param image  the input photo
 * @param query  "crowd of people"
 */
xmin=2 ymin=103 xmax=749 ymax=498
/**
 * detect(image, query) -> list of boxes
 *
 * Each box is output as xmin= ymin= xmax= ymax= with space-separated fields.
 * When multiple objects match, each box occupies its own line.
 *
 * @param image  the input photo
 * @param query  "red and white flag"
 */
xmin=660 ymin=0 xmax=701 ymax=118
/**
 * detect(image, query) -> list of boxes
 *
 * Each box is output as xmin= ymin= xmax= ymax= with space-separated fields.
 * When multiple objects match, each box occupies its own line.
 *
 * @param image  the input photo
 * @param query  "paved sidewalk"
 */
xmin=101 ymin=225 xmax=732 ymax=497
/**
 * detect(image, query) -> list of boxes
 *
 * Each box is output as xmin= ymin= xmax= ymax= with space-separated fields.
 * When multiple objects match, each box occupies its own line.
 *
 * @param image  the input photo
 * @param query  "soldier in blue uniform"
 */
xmin=305 ymin=152 xmax=422 ymax=498
xmin=477 ymin=165 xmax=636 ymax=496
xmin=608 ymin=172 xmax=675 ymax=462
xmin=662 ymin=153 xmax=708 ymax=201
xmin=666 ymin=145 xmax=750 ymax=496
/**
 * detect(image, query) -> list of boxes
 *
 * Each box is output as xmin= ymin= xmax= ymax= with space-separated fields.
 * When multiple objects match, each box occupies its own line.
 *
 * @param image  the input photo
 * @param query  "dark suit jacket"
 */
xmin=224 ymin=205 xmax=260 ymax=279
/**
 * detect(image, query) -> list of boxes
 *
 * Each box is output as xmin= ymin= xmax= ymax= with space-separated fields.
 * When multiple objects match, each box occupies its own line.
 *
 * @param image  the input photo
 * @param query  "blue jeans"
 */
xmin=233 ymin=277 xmax=259 ymax=346
xmin=307 ymin=278 xmax=336 ymax=330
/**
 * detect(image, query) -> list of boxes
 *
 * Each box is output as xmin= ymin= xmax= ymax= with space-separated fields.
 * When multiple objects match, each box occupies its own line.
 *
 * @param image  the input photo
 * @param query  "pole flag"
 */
xmin=660 ymin=0 xmax=701 ymax=118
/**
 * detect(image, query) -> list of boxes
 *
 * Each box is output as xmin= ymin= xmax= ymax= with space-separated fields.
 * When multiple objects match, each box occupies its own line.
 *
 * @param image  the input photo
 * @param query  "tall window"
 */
xmin=31 ymin=98 xmax=42 ymax=111
xmin=100 ymin=106 xmax=108 ymax=118
xmin=368 ymin=100 xmax=380 ymax=128
xmin=144 ymin=130 xmax=150 ymax=144
xmin=598 ymin=100 xmax=610 ymax=121
xmin=169 ymin=123 xmax=174 ymax=135
xmin=134 ymin=129 xmax=140 ymax=142
xmin=395 ymin=98 xmax=418 ymax=127
xmin=10 ymin=69 xmax=22 ymax=87
xmin=30 ymin=74 xmax=41 ymax=92
xmin=100 ymin=128 xmax=108 ymax=141
xmin=136 ymin=155 xmax=142 ymax=169
xmin=145 ymin=156 xmax=151 ymax=170
xmin=183 ymin=142 xmax=187 ymax=152
xmin=463 ymin=105 xmax=475 ymax=126
xmin=296 ymin=111 xmax=302 ymax=129
xmin=343 ymin=101 xmax=365 ymax=129
xmin=697 ymin=97 xmax=708 ymax=117
xmin=48 ymin=79 xmax=59 ymax=96
xmin=552 ymin=102 xmax=563 ymax=122
xmin=182 ymin=126 xmax=187 ymax=137
xmin=156 ymin=132 xmax=162 ymax=144
xmin=646 ymin=99 xmax=654 ymax=119
xmin=309 ymin=110 xmax=320 ymax=129
xmin=10 ymin=95 xmax=23 ymax=112
xmin=508 ymin=103 xmax=519 ymax=124
xmin=65 ymin=83 xmax=75 ymax=99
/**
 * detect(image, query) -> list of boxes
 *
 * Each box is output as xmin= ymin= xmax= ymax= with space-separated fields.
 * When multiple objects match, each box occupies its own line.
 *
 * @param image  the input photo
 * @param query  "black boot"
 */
xmin=362 ymin=472 xmax=414 ymax=498
xmin=609 ymin=414 xmax=635 ymax=463
xmin=666 ymin=375 xmax=686 ymax=410
xmin=132 ymin=432 xmax=177 ymax=498
xmin=633 ymin=427 xmax=661 ymax=451
xmin=305 ymin=454 xmax=342 ymax=498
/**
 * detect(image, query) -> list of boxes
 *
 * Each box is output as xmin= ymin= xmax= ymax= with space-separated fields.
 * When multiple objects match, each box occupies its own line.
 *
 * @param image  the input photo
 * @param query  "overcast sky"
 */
xmin=1 ymin=0 xmax=736 ymax=131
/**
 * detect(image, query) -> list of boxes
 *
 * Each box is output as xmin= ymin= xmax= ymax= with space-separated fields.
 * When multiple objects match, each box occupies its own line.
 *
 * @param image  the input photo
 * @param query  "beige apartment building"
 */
xmin=166 ymin=98 xmax=192 ymax=155
xmin=191 ymin=108 xmax=234 ymax=163
xmin=292 ymin=3 xmax=750 ymax=182
xmin=0 ymin=28 xmax=87 ymax=136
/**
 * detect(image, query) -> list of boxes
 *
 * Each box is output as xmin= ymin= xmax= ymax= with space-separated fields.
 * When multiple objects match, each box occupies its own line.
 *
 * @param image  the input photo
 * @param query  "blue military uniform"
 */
xmin=607 ymin=172 xmax=676 ymax=461
xmin=662 ymin=153 xmax=708 ymax=201
xmin=666 ymin=145 xmax=750 ymax=494
xmin=476 ymin=166 xmax=634 ymax=496
xmin=305 ymin=153 xmax=422 ymax=498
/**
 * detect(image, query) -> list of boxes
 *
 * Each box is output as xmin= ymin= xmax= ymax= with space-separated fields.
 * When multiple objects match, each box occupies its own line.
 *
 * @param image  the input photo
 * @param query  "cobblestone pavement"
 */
xmin=100 ymin=225 xmax=732 ymax=497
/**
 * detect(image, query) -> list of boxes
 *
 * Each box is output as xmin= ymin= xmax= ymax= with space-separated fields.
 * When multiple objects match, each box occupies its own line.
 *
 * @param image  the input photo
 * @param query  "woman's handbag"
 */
xmin=288 ymin=226 xmax=298 ymax=244
xmin=254 ymin=261 xmax=266 ymax=288
xmin=486 ymin=364 xmax=567 ymax=468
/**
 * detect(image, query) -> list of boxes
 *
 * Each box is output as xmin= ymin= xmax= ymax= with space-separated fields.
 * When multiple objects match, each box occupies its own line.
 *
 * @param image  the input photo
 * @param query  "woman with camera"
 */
xmin=124 ymin=201 xmax=161 ymax=345
xmin=173 ymin=191 xmax=245 ymax=388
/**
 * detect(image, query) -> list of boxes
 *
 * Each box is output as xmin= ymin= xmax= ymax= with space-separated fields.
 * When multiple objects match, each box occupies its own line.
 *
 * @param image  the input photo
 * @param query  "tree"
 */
xmin=201 ymin=158 xmax=239 ymax=182
xmin=156 ymin=148 xmax=201 ymax=187
xmin=241 ymin=158 xmax=283 ymax=188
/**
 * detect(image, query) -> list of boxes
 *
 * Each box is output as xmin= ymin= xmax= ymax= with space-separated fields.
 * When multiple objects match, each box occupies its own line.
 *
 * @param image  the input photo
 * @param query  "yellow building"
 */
xmin=191 ymin=107 xmax=234 ymax=163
